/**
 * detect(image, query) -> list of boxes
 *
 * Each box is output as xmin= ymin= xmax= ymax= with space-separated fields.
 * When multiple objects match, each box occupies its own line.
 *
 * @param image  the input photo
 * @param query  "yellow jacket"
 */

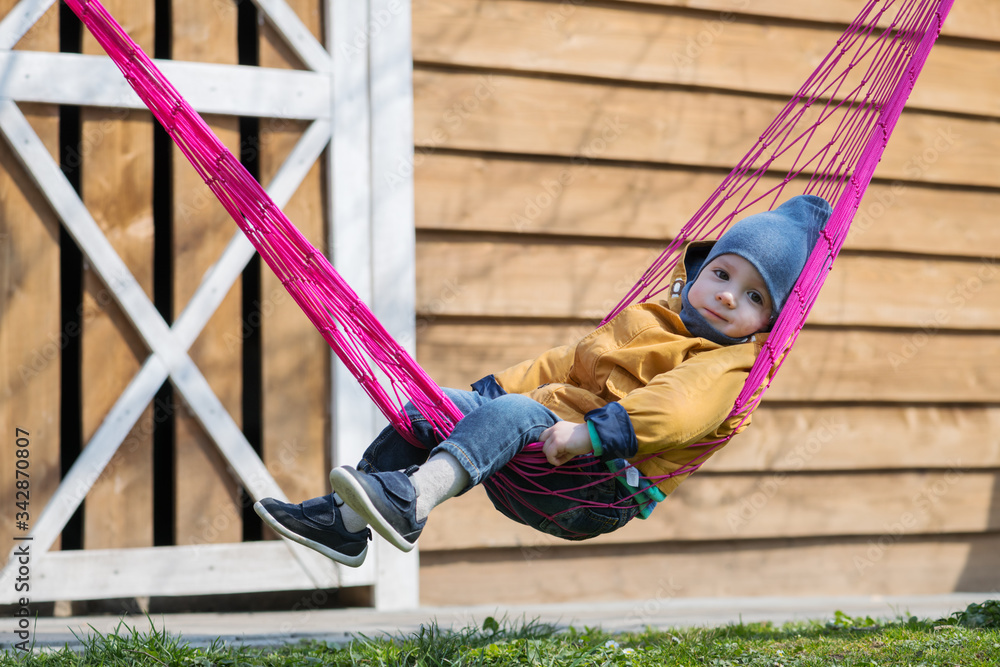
xmin=490 ymin=243 xmax=766 ymax=497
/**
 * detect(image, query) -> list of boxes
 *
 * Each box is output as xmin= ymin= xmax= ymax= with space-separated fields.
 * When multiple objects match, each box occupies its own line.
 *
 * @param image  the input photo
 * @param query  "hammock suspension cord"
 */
xmin=64 ymin=0 xmax=953 ymax=531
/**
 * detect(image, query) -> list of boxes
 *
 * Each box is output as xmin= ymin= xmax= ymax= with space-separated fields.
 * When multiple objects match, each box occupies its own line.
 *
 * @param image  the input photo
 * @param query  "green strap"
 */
xmin=587 ymin=421 xmax=664 ymax=519
xmin=586 ymin=420 xmax=604 ymax=457
xmin=604 ymin=459 xmax=665 ymax=519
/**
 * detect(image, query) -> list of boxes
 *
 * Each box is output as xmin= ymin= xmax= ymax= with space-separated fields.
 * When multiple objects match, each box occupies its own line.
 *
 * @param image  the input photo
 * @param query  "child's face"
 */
xmin=687 ymin=254 xmax=772 ymax=338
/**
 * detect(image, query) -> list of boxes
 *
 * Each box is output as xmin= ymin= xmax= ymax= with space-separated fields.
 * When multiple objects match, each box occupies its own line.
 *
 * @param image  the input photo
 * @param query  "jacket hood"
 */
xmin=659 ymin=240 xmax=715 ymax=316
xmin=659 ymin=240 xmax=769 ymax=348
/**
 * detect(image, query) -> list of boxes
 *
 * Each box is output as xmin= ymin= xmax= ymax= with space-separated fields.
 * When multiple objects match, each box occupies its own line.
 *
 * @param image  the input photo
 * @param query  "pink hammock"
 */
xmin=64 ymin=0 xmax=952 ymax=525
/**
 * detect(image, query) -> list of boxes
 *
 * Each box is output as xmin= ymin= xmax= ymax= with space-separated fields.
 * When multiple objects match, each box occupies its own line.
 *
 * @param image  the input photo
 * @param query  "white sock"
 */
xmin=333 ymin=492 xmax=368 ymax=533
xmin=411 ymin=451 xmax=470 ymax=522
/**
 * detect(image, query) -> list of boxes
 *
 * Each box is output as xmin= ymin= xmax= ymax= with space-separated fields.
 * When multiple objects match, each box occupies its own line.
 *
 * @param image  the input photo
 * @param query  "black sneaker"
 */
xmin=329 ymin=466 xmax=426 ymax=552
xmin=253 ymin=494 xmax=371 ymax=567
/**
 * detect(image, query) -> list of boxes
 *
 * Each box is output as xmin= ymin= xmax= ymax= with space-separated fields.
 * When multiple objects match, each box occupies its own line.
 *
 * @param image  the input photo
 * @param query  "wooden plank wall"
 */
xmin=80 ymin=0 xmax=155 ymax=551
xmin=1 ymin=0 xmax=330 ymax=577
xmin=411 ymin=0 xmax=1000 ymax=604
xmin=171 ymin=0 xmax=245 ymax=547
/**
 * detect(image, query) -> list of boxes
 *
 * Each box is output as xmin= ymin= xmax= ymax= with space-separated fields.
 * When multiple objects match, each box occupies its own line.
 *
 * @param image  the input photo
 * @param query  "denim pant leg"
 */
xmin=357 ymin=388 xmax=639 ymax=540
xmin=433 ymin=393 xmax=562 ymax=488
xmin=358 ymin=388 xmax=492 ymax=474
xmin=436 ymin=392 xmax=639 ymax=540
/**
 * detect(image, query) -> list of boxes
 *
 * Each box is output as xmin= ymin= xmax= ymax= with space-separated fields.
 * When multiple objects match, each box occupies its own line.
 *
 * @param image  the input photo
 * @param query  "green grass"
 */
xmin=3 ymin=603 xmax=1000 ymax=666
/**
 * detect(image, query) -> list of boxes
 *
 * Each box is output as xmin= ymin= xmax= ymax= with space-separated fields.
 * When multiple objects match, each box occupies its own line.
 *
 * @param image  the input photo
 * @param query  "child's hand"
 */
xmin=540 ymin=421 xmax=593 ymax=467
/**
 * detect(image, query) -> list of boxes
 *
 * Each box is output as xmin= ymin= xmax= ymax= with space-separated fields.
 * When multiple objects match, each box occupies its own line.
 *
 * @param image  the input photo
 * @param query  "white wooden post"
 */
xmin=326 ymin=0 xmax=420 ymax=610
xmin=368 ymin=0 xmax=421 ymax=610
xmin=327 ymin=0 xmax=375 ymax=471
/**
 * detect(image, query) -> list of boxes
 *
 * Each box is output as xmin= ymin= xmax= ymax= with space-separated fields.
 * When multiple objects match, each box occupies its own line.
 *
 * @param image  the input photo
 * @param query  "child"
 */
xmin=254 ymin=194 xmax=833 ymax=566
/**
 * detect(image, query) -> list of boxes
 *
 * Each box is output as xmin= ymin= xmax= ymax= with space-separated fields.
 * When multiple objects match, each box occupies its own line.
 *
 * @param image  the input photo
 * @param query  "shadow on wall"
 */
xmin=955 ymin=472 xmax=1000 ymax=593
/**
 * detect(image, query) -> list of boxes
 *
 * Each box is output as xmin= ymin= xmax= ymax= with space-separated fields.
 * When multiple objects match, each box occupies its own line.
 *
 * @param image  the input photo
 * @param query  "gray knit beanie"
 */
xmin=680 ymin=194 xmax=833 ymax=345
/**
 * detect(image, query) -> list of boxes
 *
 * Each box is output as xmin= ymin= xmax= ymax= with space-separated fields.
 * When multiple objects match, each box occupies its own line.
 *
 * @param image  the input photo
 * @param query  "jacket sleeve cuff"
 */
xmin=471 ymin=374 xmax=507 ymax=399
xmin=584 ymin=402 xmax=638 ymax=460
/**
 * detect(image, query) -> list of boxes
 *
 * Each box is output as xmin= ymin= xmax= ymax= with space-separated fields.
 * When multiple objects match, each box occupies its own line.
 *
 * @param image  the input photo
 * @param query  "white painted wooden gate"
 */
xmin=0 ymin=0 xmax=419 ymax=610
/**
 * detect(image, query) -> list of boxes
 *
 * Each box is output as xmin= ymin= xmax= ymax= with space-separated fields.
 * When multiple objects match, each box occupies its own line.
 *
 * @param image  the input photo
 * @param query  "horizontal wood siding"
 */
xmin=413 ymin=0 xmax=1000 ymax=117
xmin=420 ymin=535 xmax=1000 ymax=604
xmin=419 ymin=324 xmax=1000 ymax=403
xmin=424 ymin=471 xmax=997 ymax=550
xmin=415 ymin=241 xmax=1000 ymax=328
xmin=610 ymin=0 xmax=1000 ymax=43
xmin=415 ymin=153 xmax=1000 ymax=256
xmin=412 ymin=0 xmax=1000 ymax=605
xmin=412 ymin=70 xmax=994 ymax=188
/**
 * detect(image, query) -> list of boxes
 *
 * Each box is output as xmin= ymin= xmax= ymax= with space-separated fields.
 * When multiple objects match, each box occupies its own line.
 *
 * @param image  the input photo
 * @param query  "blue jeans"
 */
xmin=358 ymin=389 xmax=639 ymax=541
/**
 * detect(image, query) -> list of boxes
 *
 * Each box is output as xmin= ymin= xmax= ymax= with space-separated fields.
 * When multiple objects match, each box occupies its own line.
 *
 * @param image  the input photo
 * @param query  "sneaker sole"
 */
xmin=329 ymin=467 xmax=416 ymax=553
xmin=253 ymin=500 xmax=368 ymax=567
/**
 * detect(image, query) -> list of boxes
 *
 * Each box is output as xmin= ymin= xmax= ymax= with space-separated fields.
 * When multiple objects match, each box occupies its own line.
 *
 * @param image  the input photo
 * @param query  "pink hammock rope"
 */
xmin=62 ymin=0 xmax=465 ymax=448
xmin=64 ymin=0 xmax=952 ymax=525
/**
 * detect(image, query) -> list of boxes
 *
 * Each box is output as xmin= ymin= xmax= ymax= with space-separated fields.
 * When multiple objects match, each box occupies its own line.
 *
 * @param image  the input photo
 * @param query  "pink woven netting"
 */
xmin=65 ymin=0 xmax=952 ymax=518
